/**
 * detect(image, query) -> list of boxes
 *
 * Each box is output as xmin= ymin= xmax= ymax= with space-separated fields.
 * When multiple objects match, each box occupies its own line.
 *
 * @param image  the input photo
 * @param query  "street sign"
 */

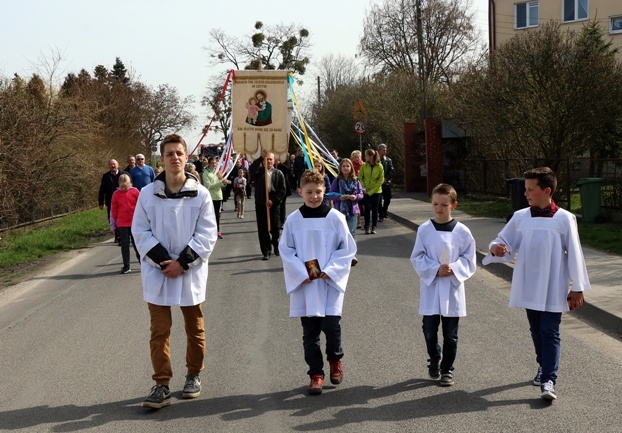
xmin=353 ymin=99 xmax=367 ymax=121
xmin=354 ymin=121 xmax=367 ymax=135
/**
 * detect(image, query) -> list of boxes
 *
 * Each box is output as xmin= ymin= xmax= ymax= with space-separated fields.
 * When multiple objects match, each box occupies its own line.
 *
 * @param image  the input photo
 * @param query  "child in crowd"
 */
xmin=279 ymin=169 xmax=357 ymax=395
xmin=350 ymin=150 xmax=364 ymax=229
xmin=233 ymin=168 xmax=247 ymax=218
xmin=110 ymin=174 xmax=140 ymax=274
xmin=313 ymin=160 xmax=331 ymax=206
xmin=330 ymin=158 xmax=363 ymax=266
xmin=483 ymin=167 xmax=590 ymax=401
xmin=410 ymin=183 xmax=476 ymax=386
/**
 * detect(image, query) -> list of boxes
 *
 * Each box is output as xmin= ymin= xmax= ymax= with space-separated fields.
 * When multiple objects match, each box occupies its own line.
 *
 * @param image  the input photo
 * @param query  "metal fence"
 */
xmin=460 ymin=158 xmax=622 ymax=212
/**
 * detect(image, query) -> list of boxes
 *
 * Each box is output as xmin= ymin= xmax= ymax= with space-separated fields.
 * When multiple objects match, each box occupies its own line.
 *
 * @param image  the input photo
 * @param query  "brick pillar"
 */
xmin=403 ymin=122 xmax=427 ymax=192
xmin=425 ymin=117 xmax=443 ymax=196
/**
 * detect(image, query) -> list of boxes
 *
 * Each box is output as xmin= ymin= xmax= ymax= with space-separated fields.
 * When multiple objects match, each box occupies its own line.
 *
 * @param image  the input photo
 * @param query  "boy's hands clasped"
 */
xmin=437 ymin=264 xmax=453 ymax=277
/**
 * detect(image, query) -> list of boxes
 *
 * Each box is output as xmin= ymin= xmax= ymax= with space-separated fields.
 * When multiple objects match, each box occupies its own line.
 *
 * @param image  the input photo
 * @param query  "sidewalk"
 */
xmin=387 ymin=192 xmax=622 ymax=336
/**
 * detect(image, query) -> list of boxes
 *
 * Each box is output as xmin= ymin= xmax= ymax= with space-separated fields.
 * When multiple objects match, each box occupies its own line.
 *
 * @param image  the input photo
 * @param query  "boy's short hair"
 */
xmin=300 ymin=169 xmax=324 ymax=187
xmin=119 ymin=173 xmax=131 ymax=184
xmin=160 ymin=133 xmax=187 ymax=155
xmin=524 ymin=167 xmax=557 ymax=195
xmin=431 ymin=183 xmax=458 ymax=203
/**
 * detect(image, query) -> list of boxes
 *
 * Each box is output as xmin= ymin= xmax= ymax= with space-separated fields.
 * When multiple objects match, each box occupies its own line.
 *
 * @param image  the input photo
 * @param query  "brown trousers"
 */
xmin=148 ymin=303 xmax=205 ymax=386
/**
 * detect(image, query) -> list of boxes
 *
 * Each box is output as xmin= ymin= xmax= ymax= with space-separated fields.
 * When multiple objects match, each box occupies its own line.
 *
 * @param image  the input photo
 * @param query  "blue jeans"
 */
xmin=526 ymin=309 xmax=561 ymax=384
xmin=422 ymin=315 xmax=459 ymax=374
xmin=345 ymin=215 xmax=357 ymax=243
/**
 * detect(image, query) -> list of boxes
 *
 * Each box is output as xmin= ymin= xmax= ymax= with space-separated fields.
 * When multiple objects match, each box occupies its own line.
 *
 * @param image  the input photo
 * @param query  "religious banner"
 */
xmin=231 ymin=70 xmax=290 ymax=161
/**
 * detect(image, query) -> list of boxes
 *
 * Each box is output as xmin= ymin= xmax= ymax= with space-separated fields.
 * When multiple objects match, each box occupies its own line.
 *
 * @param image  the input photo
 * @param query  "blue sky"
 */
xmin=1 ymin=0 xmax=488 ymax=147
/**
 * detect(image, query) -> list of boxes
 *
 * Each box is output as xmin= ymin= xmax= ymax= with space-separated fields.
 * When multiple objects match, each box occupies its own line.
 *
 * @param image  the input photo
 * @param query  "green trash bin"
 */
xmin=576 ymin=178 xmax=605 ymax=223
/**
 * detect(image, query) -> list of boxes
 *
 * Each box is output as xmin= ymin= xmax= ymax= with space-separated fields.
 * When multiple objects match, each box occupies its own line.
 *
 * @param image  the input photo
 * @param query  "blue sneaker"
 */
xmin=533 ymin=366 xmax=542 ymax=386
xmin=541 ymin=380 xmax=557 ymax=400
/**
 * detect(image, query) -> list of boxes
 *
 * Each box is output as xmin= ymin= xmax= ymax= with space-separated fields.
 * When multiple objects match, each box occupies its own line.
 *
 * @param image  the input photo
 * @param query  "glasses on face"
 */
xmin=137 ymin=158 xmax=145 ymax=160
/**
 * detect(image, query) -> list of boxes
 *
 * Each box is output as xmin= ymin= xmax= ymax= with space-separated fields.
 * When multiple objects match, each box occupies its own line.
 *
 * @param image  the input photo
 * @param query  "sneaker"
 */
xmin=533 ymin=366 xmax=542 ymax=386
xmin=217 ymin=232 xmax=223 ymax=239
xmin=143 ymin=384 xmax=171 ymax=409
xmin=308 ymin=374 xmax=324 ymax=395
xmin=371 ymin=226 xmax=377 ymax=234
xmin=240 ymin=215 xmax=244 ymax=219
xmin=440 ymin=371 xmax=455 ymax=386
xmin=378 ymin=217 xmax=384 ymax=222
xmin=182 ymin=374 xmax=201 ymax=399
xmin=329 ymin=359 xmax=343 ymax=385
xmin=365 ymin=227 xmax=370 ymax=235
xmin=541 ymin=380 xmax=557 ymax=400
xmin=351 ymin=257 xmax=358 ymax=267
xmin=120 ymin=267 xmax=131 ymax=274
xmin=427 ymin=358 xmax=441 ymax=379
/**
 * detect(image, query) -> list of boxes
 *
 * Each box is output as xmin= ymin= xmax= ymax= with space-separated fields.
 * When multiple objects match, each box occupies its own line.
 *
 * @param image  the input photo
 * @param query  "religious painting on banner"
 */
xmin=231 ymin=70 xmax=290 ymax=161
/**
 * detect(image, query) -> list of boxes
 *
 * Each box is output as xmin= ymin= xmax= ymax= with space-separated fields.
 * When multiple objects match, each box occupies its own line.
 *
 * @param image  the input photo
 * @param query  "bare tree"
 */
xmin=206 ymin=21 xmax=311 ymax=74
xmin=359 ymin=0 xmax=479 ymax=83
xmin=313 ymin=54 xmax=362 ymax=100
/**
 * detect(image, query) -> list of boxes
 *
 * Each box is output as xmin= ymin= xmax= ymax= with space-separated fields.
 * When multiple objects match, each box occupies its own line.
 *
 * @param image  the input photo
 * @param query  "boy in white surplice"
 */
xmin=279 ymin=169 xmax=357 ymax=395
xmin=410 ymin=183 xmax=477 ymax=387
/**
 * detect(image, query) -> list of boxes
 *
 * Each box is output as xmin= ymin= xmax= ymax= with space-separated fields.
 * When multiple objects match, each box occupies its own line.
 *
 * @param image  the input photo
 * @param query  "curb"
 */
xmin=388 ymin=209 xmax=622 ymax=337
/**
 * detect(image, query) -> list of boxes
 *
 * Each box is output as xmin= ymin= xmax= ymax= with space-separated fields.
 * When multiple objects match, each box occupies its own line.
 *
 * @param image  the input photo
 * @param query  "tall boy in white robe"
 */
xmin=483 ymin=167 xmax=590 ymax=401
xmin=410 ymin=183 xmax=477 ymax=387
xmin=279 ymin=169 xmax=357 ymax=395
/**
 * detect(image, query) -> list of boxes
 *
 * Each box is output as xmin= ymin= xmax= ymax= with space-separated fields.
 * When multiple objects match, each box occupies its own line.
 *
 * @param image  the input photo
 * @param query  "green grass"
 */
xmin=457 ymin=196 xmax=622 ymax=255
xmin=0 ymin=209 xmax=110 ymax=268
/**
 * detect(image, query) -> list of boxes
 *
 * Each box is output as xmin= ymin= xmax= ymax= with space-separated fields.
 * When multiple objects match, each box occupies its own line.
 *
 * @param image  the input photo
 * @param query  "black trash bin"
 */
xmin=507 ymin=178 xmax=529 ymax=211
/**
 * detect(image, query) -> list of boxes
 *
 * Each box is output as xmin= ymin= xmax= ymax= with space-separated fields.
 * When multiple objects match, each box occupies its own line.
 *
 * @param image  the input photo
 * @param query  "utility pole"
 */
xmin=415 ymin=0 xmax=426 ymax=124
xmin=317 ymin=76 xmax=321 ymax=105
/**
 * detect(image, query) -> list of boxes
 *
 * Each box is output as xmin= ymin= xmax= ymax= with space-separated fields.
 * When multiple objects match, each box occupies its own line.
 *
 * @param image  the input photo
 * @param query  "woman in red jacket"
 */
xmin=111 ymin=174 xmax=140 ymax=274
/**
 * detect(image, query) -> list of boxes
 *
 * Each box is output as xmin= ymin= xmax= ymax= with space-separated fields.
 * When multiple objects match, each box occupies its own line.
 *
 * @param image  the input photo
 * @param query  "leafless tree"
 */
xmin=359 ymin=0 xmax=479 ymax=83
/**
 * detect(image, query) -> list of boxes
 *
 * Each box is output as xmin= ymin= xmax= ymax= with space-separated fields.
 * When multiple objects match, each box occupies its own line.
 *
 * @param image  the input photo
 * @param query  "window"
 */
xmin=611 ymin=16 xmax=622 ymax=34
xmin=515 ymin=1 xmax=539 ymax=29
xmin=563 ymin=0 xmax=588 ymax=22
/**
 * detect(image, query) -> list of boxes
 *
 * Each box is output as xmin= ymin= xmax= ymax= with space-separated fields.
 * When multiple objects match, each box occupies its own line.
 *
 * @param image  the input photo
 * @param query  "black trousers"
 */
xmin=379 ymin=183 xmax=392 ymax=219
xmin=301 ymin=316 xmax=343 ymax=377
xmin=255 ymin=203 xmax=281 ymax=256
xmin=213 ymin=200 xmax=222 ymax=232
xmin=118 ymin=226 xmax=139 ymax=268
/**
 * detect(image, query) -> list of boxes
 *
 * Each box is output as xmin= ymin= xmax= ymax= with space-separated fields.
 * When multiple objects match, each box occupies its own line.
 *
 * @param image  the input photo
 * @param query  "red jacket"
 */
xmin=111 ymin=187 xmax=139 ymax=227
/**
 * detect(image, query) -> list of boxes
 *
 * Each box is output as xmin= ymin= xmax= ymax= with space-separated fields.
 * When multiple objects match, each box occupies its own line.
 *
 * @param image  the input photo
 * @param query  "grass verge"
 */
xmin=458 ymin=196 xmax=622 ymax=255
xmin=0 ymin=209 xmax=110 ymax=269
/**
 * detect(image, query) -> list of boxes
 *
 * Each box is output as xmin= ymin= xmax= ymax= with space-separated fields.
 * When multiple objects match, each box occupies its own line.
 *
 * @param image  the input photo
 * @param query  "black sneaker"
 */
xmin=120 ymin=267 xmax=131 ymax=274
xmin=440 ymin=371 xmax=455 ymax=386
xmin=533 ymin=366 xmax=542 ymax=386
xmin=143 ymin=384 xmax=171 ymax=409
xmin=182 ymin=374 xmax=201 ymax=399
xmin=427 ymin=358 xmax=441 ymax=379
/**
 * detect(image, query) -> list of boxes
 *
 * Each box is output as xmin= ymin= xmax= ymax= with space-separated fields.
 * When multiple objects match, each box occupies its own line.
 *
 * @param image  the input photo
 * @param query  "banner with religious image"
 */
xmin=231 ymin=70 xmax=290 ymax=161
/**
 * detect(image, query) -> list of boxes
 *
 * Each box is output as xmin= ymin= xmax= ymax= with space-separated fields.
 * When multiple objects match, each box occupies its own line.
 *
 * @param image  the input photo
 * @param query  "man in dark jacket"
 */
xmin=378 ymin=144 xmax=394 ymax=222
xmin=98 ymin=159 xmax=127 ymax=222
xmin=249 ymin=150 xmax=287 ymax=260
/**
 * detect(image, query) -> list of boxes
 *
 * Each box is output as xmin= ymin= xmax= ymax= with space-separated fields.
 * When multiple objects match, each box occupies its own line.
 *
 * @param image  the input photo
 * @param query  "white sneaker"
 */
xmin=540 ymin=380 xmax=557 ymax=400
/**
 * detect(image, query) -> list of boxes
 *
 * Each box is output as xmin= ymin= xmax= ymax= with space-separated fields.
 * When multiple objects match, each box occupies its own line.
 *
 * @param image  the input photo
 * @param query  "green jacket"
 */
xmin=359 ymin=162 xmax=384 ymax=195
xmin=202 ymin=168 xmax=224 ymax=200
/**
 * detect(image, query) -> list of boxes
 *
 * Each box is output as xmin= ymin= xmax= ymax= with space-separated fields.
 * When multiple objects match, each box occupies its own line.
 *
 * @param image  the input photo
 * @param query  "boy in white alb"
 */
xmin=279 ymin=169 xmax=357 ymax=395
xmin=410 ymin=183 xmax=476 ymax=386
xmin=483 ymin=167 xmax=590 ymax=401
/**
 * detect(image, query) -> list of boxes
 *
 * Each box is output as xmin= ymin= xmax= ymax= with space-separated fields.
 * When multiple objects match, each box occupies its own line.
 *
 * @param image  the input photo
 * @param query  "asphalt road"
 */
xmin=1 ymin=195 xmax=621 ymax=432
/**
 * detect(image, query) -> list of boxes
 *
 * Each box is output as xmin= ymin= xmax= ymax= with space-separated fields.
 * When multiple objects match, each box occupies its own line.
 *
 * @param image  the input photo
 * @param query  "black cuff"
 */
xmin=146 ymin=244 xmax=172 ymax=268
xmin=177 ymin=245 xmax=199 ymax=271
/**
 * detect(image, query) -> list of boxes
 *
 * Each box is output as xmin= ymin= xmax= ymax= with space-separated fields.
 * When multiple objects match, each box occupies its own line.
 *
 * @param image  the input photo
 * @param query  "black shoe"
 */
xmin=262 ymin=253 xmax=270 ymax=260
xmin=120 ymin=267 xmax=131 ymax=274
xmin=427 ymin=358 xmax=441 ymax=379
xmin=378 ymin=217 xmax=384 ymax=222
xmin=274 ymin=250 xmax=280 ymax=256
xmin=182 ymin=374 xmax=201 ymax=399
xmin=143 ymin=384 xmax=171 ymax=409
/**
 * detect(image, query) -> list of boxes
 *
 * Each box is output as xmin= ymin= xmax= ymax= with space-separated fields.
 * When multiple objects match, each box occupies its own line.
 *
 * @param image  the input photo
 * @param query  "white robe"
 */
xmin=482 ymin=208 xmax=590 ymax=312
xmin=410 ymin=220 xmax=476 ymax=317
xmin=132 ymin=179 xmax=218 ymax=306
xmin=279 ymin=209 xmax=357 ymax=317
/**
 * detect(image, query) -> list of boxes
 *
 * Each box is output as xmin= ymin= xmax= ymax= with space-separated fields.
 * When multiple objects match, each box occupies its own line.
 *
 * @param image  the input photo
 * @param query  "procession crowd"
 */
xmin=97 ymin=135 xmax=589 ymax=409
